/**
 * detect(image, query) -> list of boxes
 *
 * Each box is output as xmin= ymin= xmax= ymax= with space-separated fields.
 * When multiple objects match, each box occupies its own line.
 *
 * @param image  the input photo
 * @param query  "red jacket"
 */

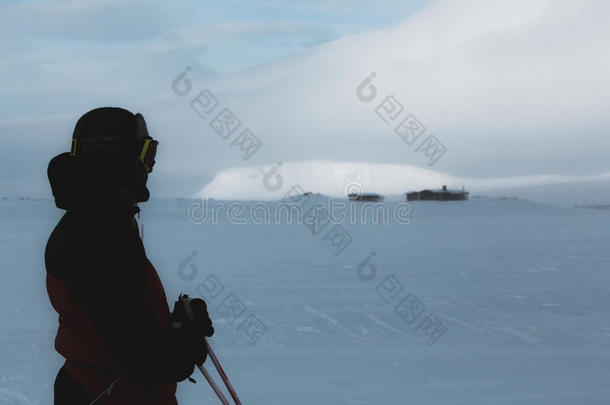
xmin=47 ymin=258 xmax=178 ymax=405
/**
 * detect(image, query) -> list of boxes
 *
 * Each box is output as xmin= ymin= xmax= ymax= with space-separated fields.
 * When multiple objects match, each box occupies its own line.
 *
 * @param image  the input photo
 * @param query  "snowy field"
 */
xmin=1 ymin=196 xmax=610 ymax=404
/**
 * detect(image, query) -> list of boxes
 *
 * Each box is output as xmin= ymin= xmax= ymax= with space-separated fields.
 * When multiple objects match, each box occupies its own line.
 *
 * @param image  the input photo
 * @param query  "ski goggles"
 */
xmin=138 ymin=138 xmax=158 ymax=173
xmin=70 ymin=136 xmax=158 ymax=173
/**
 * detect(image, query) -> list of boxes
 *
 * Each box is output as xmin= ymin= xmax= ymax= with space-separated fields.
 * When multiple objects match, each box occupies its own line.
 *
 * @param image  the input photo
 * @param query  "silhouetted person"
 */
xmin=45 ymin=107 xmax=213 ymax=404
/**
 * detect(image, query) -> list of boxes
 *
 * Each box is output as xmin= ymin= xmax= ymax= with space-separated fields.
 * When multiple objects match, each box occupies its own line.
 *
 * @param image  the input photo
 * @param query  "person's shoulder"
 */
xmin=66 ymin=211 xmax=140 ymax=247
xmin=45 ymin=213 xmax=71 ymax=277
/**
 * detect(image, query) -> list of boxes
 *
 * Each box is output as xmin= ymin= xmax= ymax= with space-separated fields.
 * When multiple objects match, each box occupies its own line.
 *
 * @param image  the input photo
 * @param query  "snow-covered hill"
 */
xmin=198 ymin=160 xmax=610 ymax=205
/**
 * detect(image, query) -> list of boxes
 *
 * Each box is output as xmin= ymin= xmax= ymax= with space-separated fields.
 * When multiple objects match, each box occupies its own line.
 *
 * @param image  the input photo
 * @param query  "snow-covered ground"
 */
xmin=1 ymin=196 xmax=610 ymax=404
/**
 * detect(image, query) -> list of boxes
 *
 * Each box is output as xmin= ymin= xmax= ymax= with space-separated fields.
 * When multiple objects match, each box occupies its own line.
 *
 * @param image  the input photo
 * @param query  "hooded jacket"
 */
xmin=45 ymin=150 xmax=203 ymax=404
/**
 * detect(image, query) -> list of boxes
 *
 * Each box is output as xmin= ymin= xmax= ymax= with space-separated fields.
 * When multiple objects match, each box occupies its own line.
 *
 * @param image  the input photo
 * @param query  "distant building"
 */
xmin=406 ymin=185 xmax=468 ymax=201
xmin=348 ymin=192 xmax=384 ymax=202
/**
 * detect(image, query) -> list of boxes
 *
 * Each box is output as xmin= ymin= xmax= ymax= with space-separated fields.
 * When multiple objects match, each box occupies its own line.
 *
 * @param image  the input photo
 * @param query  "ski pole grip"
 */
xmin=179 ymin=293 xmax=195 ymax=321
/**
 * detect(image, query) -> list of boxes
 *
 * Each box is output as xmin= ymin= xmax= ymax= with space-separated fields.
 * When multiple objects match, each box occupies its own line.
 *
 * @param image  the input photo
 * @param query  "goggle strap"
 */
xmin=70 ymin=139 xmax=77 ymax=156
xmin=139 ymin=139 xmax=153 ymax=171
xmin=69 ymin=136 xmax=155 ymax=171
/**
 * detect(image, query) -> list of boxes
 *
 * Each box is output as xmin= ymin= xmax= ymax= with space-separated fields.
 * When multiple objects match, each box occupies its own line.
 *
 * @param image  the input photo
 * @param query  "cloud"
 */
xmin=192 ymin=0 xmax=610 ymax=179
xmin=1 ymin=0 xmax=609 ymax=198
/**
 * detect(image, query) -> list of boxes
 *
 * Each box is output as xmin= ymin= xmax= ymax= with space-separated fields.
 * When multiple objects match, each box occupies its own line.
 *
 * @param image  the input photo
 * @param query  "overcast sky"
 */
xmin=1 ymin=0 xmax=609 ymax=198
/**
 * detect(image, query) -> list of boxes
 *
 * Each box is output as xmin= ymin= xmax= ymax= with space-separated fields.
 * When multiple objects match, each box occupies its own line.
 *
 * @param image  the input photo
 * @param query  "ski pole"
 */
xmin=178 ymin=294 xmax=242 ymax=404
xmin=198 ymin=363 xmax=231 ymax=405
xmin=205 ymin=339 xmax=242 ymax=405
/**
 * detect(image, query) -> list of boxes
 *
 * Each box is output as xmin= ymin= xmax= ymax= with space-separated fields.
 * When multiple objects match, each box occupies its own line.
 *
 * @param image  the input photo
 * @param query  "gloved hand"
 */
xmin=170 ymin=294 xmax=214 ymax=367
xmin=188 ymin=298 xmax=215 ymax=338
xmin=171 ymin=294 xmax=214 ymax=338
